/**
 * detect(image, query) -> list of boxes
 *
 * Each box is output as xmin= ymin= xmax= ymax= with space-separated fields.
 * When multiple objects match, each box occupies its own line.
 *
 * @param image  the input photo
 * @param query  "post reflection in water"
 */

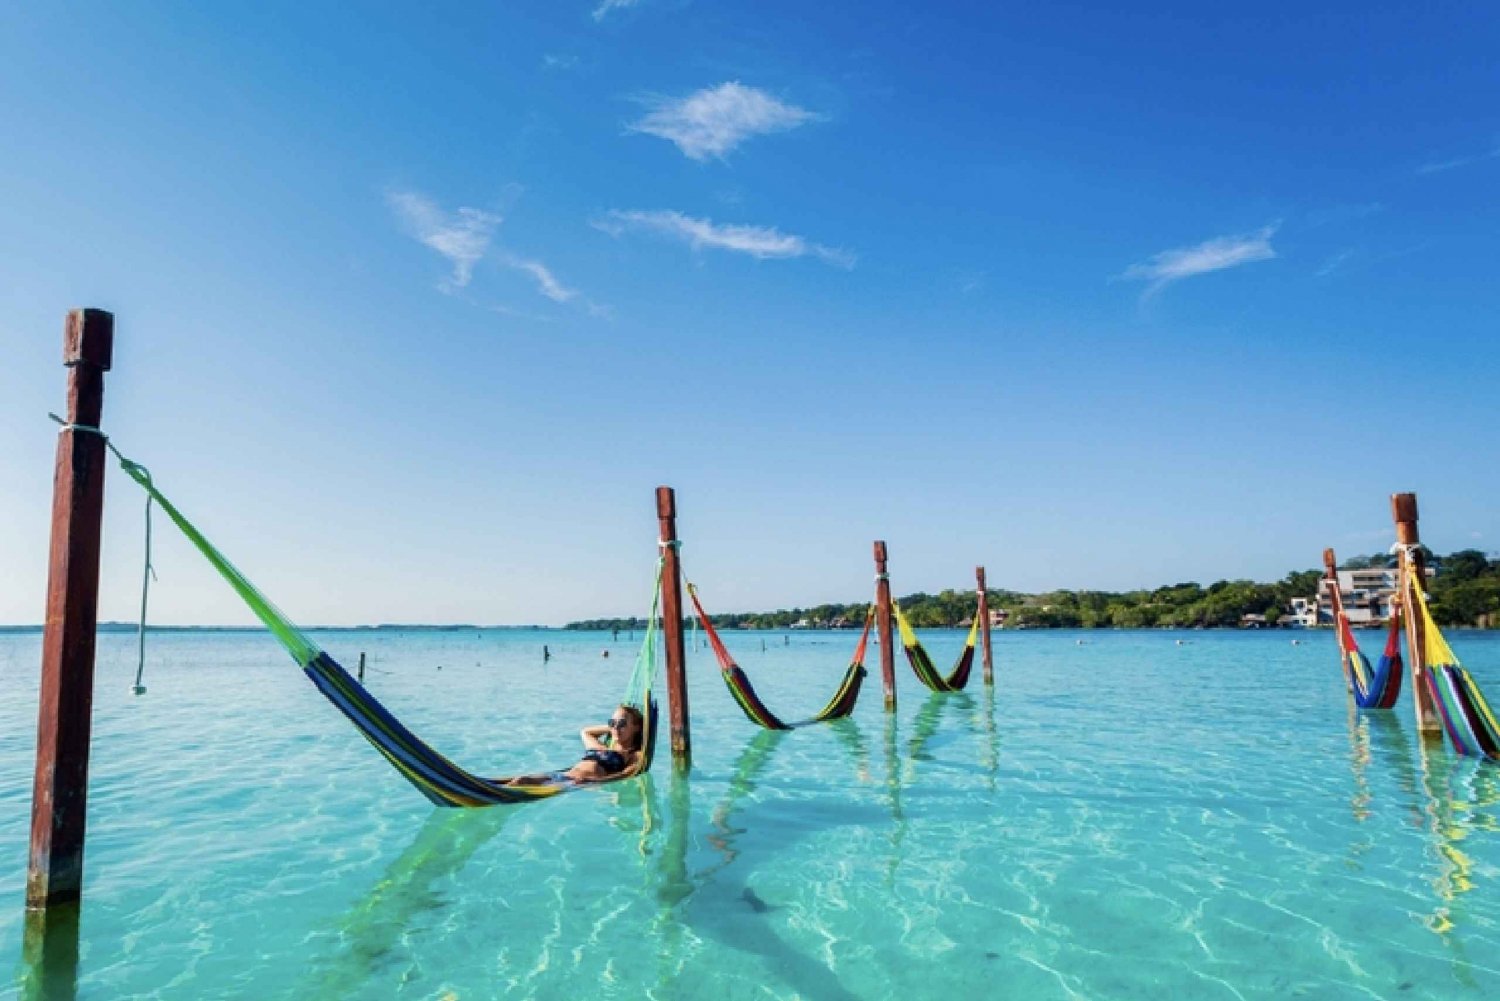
xmin=1345 ymin=699 xmax=1374 ymax=826
xmin=976 ymin=684 xmax=1000 ymax=789
xmin=19 ymin=903 xmax=81 ymax=1001
xmin=649 ymin=726 xmax=871 ymax=1001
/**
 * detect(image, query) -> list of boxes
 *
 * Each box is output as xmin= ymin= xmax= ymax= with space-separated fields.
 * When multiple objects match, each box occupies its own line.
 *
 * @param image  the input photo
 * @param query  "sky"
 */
xmin=1 ymin=1 xmax=1497 ymax=626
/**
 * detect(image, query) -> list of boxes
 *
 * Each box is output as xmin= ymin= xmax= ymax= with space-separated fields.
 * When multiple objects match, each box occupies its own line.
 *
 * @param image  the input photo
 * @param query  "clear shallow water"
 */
xmin=2 ymin=627 xmax=1499 ymax=1000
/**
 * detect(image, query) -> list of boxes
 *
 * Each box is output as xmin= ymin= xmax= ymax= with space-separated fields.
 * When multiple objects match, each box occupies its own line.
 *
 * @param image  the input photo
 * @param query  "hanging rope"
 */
xmin=131 ymin=494 xmax=156 ymax=695
xmin=49 ymin=413 xmax=156 ymax=695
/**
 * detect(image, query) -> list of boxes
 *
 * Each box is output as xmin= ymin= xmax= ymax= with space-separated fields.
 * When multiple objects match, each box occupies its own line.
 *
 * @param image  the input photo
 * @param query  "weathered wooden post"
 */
xmin=28 ymin=309 xmax=114 ymax=916
xmin=1323 ymin=548 xmax=1350 ymax=691
xmin=357 ymin=652 xmax=366 ymax=682
xmin=1392 ymin=493 xmax=1442 ymax=735
xmin=977 ymin=565 xmax=994 ymax=686
xmin=657 ymin=486 xmax=690 ymax=766
xmin=873 ymin=541 xmax=896 ymax=711
xmin=1322 ymin=548 xmax=1345 ymax=622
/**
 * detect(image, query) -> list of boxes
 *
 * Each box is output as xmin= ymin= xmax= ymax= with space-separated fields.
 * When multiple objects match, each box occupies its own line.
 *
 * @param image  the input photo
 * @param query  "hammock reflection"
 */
xmin=300 ymin=807 xmax=517 ymax=996
xmin=303 ymin=778 xmax=662 ymax=997
xmin=1415 ymin=736 xmax=1500 ymax=940
xmin=1344 ymin=701 xmax=1422 ymax=823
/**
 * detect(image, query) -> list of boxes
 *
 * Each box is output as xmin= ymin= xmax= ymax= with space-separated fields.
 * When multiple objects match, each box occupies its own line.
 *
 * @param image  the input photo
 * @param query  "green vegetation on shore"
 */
xmin=566 ymin=549 xmax=1500 ymax=631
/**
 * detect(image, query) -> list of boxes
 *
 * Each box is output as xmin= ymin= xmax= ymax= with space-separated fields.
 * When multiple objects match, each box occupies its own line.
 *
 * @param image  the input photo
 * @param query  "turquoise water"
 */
xmin=2 ymin=626 xmax=1499 ymax=999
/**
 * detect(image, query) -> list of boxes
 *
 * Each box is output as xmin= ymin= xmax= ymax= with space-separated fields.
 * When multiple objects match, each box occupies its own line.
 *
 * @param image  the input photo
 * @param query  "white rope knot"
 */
xmin=658 ymin=539 xmax=682 ymax=550
xmin=1389 ymin=542 xmax=1425 ymax=564
xmin=49 ymin=412 xmax=108 ymax=440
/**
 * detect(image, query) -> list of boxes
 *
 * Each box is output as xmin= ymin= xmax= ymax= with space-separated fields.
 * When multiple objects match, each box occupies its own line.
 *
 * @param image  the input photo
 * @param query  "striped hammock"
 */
xmin=686 ymin=584 xmax=869 ymax=730
xmin=1407 ymin=578 xmax=1500 ymax=760
xmin=111 ymin=451 xmax=660 ymax=807
xmin=1335 ymin=609 xmax=1404 ymax=710
xmin=893 ymin=600 xmax=978 ymax=693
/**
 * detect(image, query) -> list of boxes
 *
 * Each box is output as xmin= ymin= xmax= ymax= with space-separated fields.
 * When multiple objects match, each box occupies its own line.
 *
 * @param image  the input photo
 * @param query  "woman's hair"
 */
xmin=614 ymin=703 xmax=646 ymax=751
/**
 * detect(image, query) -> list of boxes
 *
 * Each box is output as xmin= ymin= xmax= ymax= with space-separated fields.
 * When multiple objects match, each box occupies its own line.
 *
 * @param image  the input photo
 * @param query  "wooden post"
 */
xmin=1323 ymin=548 xmax=1350 ymax=692
xmin=873 ymin=540 xmax=896 ymax=711
xmin=977 ymin=566 xmax=994 ymax=685
xmin=357 ymin=652 xmax=366 ymax=682
xmin=28 ymin=309 xmax=114 ymax=913
xmin=1322 ymin=548 xmax=1344 ymax=622
xmin=657 ymin=486 xmax=690 ymax=766
xmin=1392 ymin=493 xmax=1442 ymax=734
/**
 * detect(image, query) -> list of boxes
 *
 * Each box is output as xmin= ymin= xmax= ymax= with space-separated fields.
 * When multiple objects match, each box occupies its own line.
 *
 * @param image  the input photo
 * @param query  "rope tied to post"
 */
xmin=49 ymin=413 xmax=156 ymax=695
xmin=1389 ymin=541 xmax=1429 ymax=598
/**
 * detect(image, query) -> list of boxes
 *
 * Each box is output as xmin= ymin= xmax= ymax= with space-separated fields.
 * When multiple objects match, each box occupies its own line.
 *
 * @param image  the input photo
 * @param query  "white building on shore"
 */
xmin=1286 ymin=566 xmax=1434 ymax=628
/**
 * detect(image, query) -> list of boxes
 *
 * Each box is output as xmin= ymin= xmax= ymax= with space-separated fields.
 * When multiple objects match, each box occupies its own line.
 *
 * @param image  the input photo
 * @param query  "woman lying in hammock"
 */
xmin=504 ymin=704 xmax=645 ymax=786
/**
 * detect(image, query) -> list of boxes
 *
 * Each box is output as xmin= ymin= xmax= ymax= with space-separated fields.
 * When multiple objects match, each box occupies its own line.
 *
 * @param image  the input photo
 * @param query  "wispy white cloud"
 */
xmin=543 ymin=53 xmax=579 ymax=71
xmin=955 ymin=270 xmax=986 ymax=295
xmin=592 ymin=0 xmax=638 ymax=22
xmin=595 ymin=209 xmax=854 ymax=267
xmin=386 ymin=190 xmax=501 ymax=291
xmin=505 ymin=256 xmax=578 ymax=303
xmin=1314 ymin=248 xmax=1356 ymax=278
xmin=1120 ymin=224 xmax=1278 ymax=296
xmin=629 ymin=82 xmax=818 ymax=161
xmin=1417 ymin=143 xmax=1500 ymax=175
xmin=386 ymin=189 xmax=603 ymax=313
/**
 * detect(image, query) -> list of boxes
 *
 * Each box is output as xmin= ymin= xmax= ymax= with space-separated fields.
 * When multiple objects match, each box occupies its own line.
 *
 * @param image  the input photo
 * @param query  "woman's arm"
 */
xmin=580 ymin=725 xmax=611 ymax=750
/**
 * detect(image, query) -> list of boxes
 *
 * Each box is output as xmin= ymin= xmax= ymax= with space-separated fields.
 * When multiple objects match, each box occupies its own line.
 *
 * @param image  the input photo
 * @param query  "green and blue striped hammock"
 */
xmin=110 ymin=451 xmax=660 ymax=807
xmin=893 ymin=599 xmax=979 ymax=693
xmin=686 ymin=583 xmax=869 ymax=730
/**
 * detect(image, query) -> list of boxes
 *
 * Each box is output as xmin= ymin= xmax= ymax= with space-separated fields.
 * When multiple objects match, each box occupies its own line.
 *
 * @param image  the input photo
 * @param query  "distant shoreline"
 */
xmin=0 ymin=622 xmax=550 ymax=634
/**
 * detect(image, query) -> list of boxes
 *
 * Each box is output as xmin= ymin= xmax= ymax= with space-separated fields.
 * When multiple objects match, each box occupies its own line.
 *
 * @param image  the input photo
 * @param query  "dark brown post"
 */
xmin=873 ymin=540 xmax=896 ymax=711
xmin=977 ymin=566 xmax=994 ymax=685
xmin=1392 ymin=493 xmax=1441 ymax=734
xmin=357 ymin=652 xmax=366 ymax=682
xmin=657 ymin=486 xmax=690 ymax=765
xmin=28 ymin=309 xmax=114 ymax=913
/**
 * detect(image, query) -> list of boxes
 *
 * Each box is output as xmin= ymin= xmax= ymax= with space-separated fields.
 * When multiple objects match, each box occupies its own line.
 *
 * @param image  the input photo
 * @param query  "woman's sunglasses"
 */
xmin=608 ymin=718 xmax=631 ymax=730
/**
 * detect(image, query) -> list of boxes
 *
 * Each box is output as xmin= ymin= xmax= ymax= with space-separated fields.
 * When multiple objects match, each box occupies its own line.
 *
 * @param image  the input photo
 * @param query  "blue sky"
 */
xmin=1 ymin=1 xmax=1497 ymax=626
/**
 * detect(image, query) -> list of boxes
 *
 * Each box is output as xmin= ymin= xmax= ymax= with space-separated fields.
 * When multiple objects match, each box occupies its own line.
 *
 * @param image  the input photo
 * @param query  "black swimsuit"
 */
xmin=581 ymin=749 xmax=627 ymax=774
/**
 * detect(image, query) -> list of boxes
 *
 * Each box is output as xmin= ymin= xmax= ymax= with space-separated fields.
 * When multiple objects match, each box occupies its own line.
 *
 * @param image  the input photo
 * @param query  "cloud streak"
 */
xmin=387 ymin=189 xmax=597 ymax=311
xmin=592 ymin=0 xmax=638 ymax=22
xmin=1417 ymin=144 xmax=1500 ymax=175
xmin=505 ymin=256 xmax=577 ymax=303
xmin=1120 ymin=225 xmax=1277 ymax=296
xmin=1314 ymin=249 xmax=1356 ymax=278
xmin=629 ymin=82 xmax=818 ymax=161
xmin=386 ymin=190 xmax=501 ymax=291
xmin=596 ymin=210 xmax=854 ymax=267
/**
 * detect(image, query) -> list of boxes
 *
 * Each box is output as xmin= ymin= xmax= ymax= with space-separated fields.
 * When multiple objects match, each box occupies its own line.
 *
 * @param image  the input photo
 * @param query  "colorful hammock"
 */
xmin=108 ymin=449 xmax=661 ymax=807
xmin=893 ymin=600 xmax=978 ymax=693
xmin=1334 ymin=608 xmax=1405 ymax=710
xmin=1406 ymin=577 xmax=1500 ymax=760
xmin=686 ymin=583 xmax=870 ymax=730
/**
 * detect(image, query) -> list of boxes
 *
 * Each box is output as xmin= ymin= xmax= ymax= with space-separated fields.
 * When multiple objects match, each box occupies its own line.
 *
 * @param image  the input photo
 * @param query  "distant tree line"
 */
xmin=565 ymin=549 xmax=1500 ymax=631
